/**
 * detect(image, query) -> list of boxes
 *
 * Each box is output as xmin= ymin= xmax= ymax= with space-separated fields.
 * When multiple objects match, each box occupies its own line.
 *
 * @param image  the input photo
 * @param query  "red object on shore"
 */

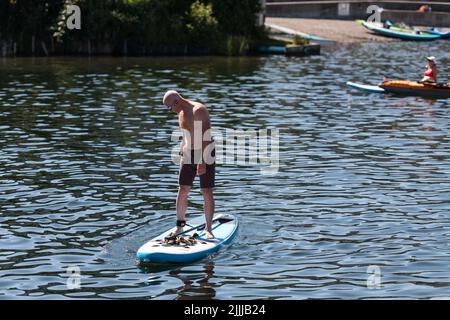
xmin=417 ymin=5 xmax=432 ymax=12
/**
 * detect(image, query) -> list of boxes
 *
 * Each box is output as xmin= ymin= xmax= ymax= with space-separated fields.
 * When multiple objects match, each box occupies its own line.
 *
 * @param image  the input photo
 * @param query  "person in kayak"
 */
xmin=163 ymin=90 xmax=215 ymax=239
xmin=420 ymin=56 xmax=437 ymax=83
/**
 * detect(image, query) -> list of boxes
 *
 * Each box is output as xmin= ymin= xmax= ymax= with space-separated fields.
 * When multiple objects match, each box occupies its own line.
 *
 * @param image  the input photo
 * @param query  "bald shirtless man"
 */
xmin=163 ymin=90 xmax=215 ymax=239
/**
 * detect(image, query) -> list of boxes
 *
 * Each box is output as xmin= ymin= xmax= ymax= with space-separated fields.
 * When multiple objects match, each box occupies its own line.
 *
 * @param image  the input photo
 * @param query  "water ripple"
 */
xmin=1 ymin=41 xmax=450 ymax=299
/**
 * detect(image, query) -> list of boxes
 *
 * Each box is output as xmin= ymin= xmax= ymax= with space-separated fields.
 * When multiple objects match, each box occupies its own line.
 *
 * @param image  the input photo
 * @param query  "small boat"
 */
xmin=427 ymin=28 xmax=450 ymax=39
xmin=362 ymin=21 xmax=441 ymax=41
xmin=347 ymin=80 xmax=450 ymax=99
xmin=255 ymin=45 xmax=286 ymax=54
xmin=380 ymin=80 xmax=450 ymax=99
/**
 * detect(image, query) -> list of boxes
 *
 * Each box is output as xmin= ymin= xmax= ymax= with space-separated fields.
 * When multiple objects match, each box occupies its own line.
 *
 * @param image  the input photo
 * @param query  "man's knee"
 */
xmin=201 ymin=187 xmax=214 ymax=196
xmin=178 ymin=185 xmax=191 ymax=196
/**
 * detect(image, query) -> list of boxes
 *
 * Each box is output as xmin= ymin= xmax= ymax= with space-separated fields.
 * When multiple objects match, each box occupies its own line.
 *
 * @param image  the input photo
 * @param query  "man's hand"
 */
xmin=197 ymin=163 xmax=206 ymax=176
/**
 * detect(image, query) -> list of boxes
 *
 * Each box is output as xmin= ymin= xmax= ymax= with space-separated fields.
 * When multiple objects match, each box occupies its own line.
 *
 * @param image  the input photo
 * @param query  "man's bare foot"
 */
xmin=169 ymin=227 xmax=183 ymax=238
xmin=205 ymin=230 xmax=214 ymax=239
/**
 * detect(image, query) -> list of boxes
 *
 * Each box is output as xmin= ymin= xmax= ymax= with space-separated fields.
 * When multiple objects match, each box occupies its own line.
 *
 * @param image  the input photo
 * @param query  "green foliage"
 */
xmin=223 ymin=35 xmax=249 ymax=56
xmin=0 ymin=0 xmax=64 ymax=53
xmin=210 ymin=0 xmax=266 ymax=55
xmin=186 ymin=0 xmax=219 ymax=47
xmin=53 ymin=0 xmax=79 ymax=42
xmin=210 ymin=0 xmax=262 ymax=36
xmin=0 ymin=0 xmax=266 ymax=55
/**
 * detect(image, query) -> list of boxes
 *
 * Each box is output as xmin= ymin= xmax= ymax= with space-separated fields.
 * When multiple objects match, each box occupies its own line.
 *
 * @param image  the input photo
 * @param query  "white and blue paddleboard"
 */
xmin=346 ymin=81 xmax=386 ymax=94
xmin=136 ymin=214 xmax=238 ymax=264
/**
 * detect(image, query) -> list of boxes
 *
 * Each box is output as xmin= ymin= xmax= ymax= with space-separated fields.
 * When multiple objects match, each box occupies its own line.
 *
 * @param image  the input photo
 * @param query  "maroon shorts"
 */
xmin=179 ymin=149 xmax=215 ymax=188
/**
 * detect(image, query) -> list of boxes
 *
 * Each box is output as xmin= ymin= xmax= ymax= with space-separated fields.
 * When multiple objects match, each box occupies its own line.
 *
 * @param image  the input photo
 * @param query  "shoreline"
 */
xmin=1 ymin=17 xmax=447 ymax=59
xmin=266 ymin=17 xmax=398 ymax=44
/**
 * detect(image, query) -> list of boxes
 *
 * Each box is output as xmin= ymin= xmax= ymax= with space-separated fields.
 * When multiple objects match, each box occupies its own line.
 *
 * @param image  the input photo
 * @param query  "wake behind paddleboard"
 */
xmin=136 ymin=214 xmax=238 ymax=264
xmin=346 ymin=81 xmax=386 ymax=94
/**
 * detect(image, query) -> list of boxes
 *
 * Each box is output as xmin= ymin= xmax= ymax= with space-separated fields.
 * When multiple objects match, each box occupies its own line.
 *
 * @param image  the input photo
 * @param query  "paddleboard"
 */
xmin=136 ymin=213 xmax=238 ymax=264
xmin=346 ymin=81 xmax=386 ymax=94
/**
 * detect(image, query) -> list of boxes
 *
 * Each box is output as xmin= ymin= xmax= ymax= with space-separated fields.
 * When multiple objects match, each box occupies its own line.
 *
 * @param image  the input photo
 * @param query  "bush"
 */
xmin=186 ymin=0 xmax=219 ymax=47
xmin=210 ymin=0 xmax=262 ymax=37
xmin=0 ymin=0 xmax=267 ymax=55
xmin=223 ymin=35 xmax=249 ymax=56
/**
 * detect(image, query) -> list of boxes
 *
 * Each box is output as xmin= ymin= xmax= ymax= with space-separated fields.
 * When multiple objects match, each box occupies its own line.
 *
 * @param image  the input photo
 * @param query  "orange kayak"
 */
xmin=379 ymin=80 xmax=450 ymax=98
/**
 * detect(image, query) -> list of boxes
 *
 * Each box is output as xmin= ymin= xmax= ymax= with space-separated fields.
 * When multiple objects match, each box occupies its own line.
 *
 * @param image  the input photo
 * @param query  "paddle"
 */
xmin=165 ymin=216 xmax=233 ymax=240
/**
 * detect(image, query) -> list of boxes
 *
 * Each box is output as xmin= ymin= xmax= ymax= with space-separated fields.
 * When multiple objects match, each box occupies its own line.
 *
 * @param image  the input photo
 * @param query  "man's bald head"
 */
xmin=163 ymin=90 xmax=182 ymax=108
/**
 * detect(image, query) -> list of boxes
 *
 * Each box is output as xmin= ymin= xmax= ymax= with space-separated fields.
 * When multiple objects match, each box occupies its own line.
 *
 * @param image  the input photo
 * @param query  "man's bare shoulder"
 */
xmin=192 ymin=102 xmax=209 ymax=117
xmin=191 ymin=101 xmax=206 ymax=109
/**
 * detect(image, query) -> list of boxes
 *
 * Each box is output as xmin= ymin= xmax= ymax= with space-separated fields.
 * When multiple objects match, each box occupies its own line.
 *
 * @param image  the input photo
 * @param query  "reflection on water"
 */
xmin=136 ymin=261 xmax=216 ymax=300
xmin=1 ymin=40 xmax=450 ymax=299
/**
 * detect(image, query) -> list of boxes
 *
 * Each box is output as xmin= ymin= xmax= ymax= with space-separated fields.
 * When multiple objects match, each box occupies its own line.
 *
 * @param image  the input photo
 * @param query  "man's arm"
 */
xmin=194 ymin=106 xmax=211 ymax=175
xmin=179 ymin=138 xmax=185 ymax=164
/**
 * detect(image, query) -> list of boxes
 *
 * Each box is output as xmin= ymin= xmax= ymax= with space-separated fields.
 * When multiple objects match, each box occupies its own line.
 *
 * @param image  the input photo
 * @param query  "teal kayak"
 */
xmin=427 ymin=28 xmax=450 ymax=39
xmin=362 ymin=21 xmax=441 ymax=41
xmin=255 ymin=46 xmax=286 ymax=54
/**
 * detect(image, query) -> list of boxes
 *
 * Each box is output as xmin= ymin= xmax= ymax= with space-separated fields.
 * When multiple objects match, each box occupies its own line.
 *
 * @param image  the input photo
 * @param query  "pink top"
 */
xmin=424 ymin=65 xmax=437 ymax=80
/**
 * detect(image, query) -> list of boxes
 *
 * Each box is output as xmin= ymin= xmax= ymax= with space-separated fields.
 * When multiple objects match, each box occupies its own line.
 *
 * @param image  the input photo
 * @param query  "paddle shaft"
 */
xmin=171 ymin=216 xmax=231 ymax=238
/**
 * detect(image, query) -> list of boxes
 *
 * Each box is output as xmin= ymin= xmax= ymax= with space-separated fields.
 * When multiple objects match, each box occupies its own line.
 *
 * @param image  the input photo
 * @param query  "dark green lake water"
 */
xmin=1 ymin=40 xmax=450 ymax=299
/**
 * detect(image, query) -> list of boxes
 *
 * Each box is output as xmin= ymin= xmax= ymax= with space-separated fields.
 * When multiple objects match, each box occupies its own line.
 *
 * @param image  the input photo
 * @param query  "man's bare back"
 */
xmin=179 ymin=101 xmax=211 ymax=145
